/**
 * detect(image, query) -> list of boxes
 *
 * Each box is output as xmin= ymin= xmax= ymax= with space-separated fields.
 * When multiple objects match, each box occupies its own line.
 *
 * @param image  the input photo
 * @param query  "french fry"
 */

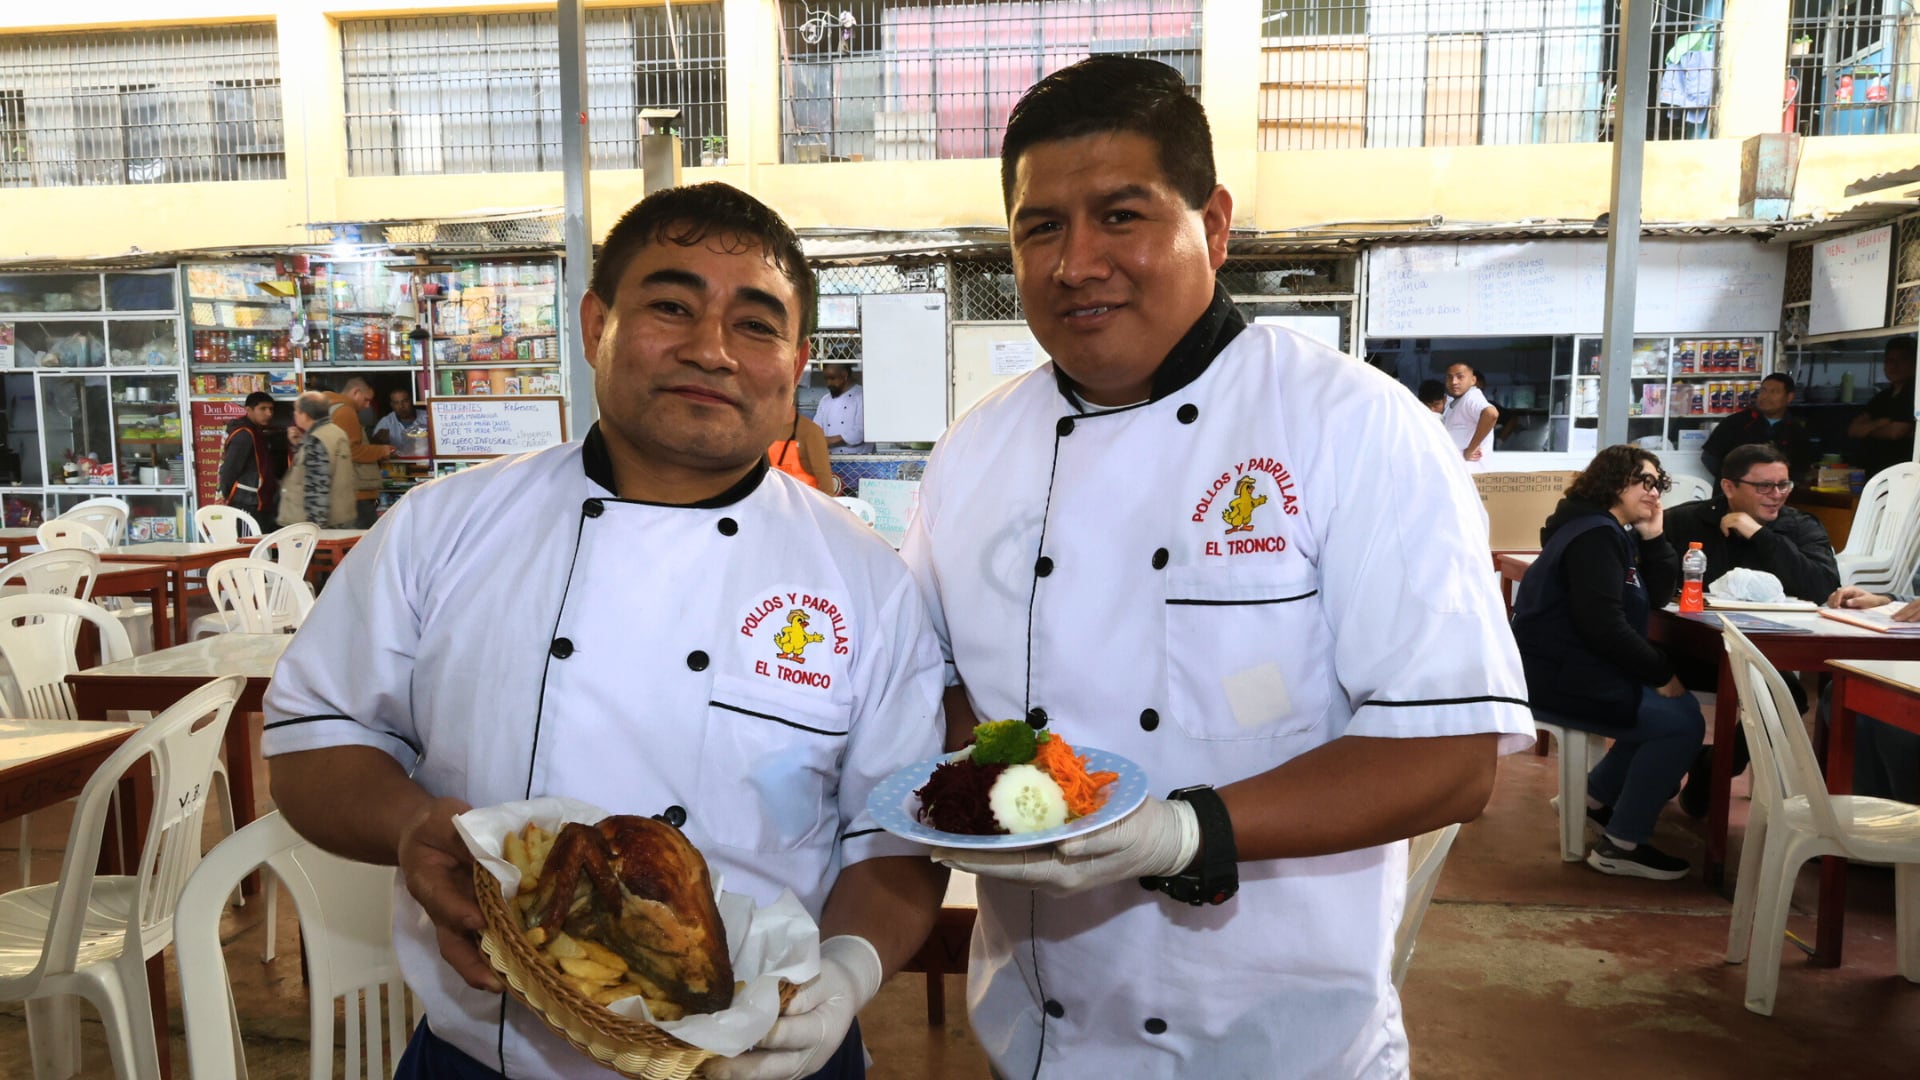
xmin=503 ymin=828 xmax=539 ymax=888
xmin=546 ymin=932 xmax=586 ymax=960
xmin=524 ymin=926 xmax=548 ymax=947
xmin=590 ymin=983 xmax=637 ymax=1006
xmin=558 ymin=956 xmax=625 ymax=984
xmin=575 ymin=939 xmax=630 ymax=974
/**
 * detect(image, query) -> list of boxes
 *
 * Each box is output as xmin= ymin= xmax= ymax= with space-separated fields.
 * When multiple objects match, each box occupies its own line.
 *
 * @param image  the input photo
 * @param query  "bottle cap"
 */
xmin=1688 ymin=542 xmax=1703 ymax=549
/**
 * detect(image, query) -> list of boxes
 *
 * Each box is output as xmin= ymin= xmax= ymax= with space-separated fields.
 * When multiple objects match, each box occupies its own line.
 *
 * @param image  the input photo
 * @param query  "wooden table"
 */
xmin=1494 ymin=551 xmax=1538 ymax=617
xmin=1816 ymin=657 xmax=1920 ymax=967
xmin=901 ymin=872 xmax=977 ymax=1026
xmin=99 ymin=542 xmax=251 ymax=647
xmin=0 ymin=527 xmax=40 ymax=564
xmin=1648 ymin=608 xmax=1920 ymax=886
xmin=91 ymin=561 xmax=173 ymax=652
xmin=309 ymin=528 xmax=367 ymax=579
xmin=67 ymin=633 xmax=291 ymax=898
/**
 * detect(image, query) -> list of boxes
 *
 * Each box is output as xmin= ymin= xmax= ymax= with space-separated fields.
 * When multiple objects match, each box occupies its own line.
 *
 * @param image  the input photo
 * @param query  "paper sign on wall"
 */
xmin=989 ymin=339 xmax=1039 ymax=376
xmin=859 ymin=478 xmax=920 ymax=549
xmin=428 ymin=397 xmax=567 ymax=457
xmin=1809 ymin=225 xmax=1894 ymax=337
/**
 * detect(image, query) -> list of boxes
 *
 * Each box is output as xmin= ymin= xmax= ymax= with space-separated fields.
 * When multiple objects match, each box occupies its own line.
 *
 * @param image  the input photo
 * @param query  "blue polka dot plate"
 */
xmin=865 ymin=747 xmax=1150 ymax=850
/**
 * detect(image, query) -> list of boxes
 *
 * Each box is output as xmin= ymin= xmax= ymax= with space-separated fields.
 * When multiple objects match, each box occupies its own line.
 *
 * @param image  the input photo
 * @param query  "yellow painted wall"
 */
xmin=6 ymin=0 xmax=1920 ymax=259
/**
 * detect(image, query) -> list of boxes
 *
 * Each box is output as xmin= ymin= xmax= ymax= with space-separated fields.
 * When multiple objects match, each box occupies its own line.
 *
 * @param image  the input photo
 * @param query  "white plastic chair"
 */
xmin=190 ymin=524 xmax=320 ymax=640
xmin=1719 ymin=617 xmax=1920 ymax=1015
xmin=1836 ymin=463 xmax=1920 ymax=593
xmin=834 ymin=496 xmax=878 ymax=527
xmin=190 ymin=560 xmax=314 ymax=639
xmin=1533 ymin=715 xmax=1611 ymax=862
xmin=1662 ymin=474 xmax=1714 ymax=508
xmin=193 ymin=505 xmax=262 ymax=546
xmin=178 ymin=812 xmax=421 ymax=1080
xmin=57 ymin=497 xmax=128 ymax=545
xmin=0 ymin=549 xmax=100 ymax=602
xmin=0 ymin=674 xmax=245 ymax=1080
xmin=35 ymin=519 xmax=109 ymax=553
xmin=1393 ymin=822 xmax=1461 ymax=988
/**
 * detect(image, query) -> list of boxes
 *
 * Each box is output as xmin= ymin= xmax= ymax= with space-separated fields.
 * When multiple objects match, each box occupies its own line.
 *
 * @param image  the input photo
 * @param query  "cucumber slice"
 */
xmin=988 ymin=764 xmax=1070 ymax=834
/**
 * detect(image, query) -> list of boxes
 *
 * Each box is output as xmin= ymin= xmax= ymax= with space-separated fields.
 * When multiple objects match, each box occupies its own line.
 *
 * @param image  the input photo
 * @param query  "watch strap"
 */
xmin=1143 ymin=785 xmax=1239 ymax=906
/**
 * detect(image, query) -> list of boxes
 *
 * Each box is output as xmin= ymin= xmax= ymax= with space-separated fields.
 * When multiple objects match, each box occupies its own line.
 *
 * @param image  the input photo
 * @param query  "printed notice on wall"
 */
xmin=860 ymin=478 xmax=921 ymax=549
xmin=428 ymin=398 xmax=567 ymax=457
xmin=989 ymin=339 xmax=1039 ymax=376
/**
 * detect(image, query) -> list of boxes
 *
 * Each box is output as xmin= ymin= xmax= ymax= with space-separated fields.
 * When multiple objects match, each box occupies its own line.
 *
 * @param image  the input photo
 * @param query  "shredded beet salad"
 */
xmin=914 ymin=760 xmax=1008 ymax=835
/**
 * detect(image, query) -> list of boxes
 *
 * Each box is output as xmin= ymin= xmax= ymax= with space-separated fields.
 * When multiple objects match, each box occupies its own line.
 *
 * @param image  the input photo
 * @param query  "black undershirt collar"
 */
xmin=580 ymin=422 xmax=770 ymax=509
xmin=1051 ymin=282 xmax=1246 ymax=412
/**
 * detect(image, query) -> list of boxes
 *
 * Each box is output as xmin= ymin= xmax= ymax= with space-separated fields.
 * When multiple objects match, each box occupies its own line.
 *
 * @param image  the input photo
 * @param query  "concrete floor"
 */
xmin=1 ymin=730 xmax=1915 ymax=1078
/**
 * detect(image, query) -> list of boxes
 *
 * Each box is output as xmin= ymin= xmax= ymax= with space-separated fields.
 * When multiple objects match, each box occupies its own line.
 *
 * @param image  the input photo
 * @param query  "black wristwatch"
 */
xmin=1141 ymin=785 xmax=1239 ymax=906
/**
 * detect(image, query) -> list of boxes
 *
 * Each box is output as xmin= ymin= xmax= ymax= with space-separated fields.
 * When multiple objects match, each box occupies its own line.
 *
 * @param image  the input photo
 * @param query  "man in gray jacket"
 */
xmin=281 ymin=392 xmax=358 ymax=528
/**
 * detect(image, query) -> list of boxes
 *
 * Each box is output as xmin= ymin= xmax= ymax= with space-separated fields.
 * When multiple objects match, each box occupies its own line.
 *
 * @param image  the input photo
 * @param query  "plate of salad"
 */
xmin=866 ymin=720 xmax=1149 ymax=851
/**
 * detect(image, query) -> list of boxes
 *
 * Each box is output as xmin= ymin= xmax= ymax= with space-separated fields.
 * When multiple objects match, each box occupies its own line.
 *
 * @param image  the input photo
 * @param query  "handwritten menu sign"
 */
xmin=1809 ymin=225 xmax=1893 ymax=336
xmin=428 ymin=397 xmax=567 ymax=457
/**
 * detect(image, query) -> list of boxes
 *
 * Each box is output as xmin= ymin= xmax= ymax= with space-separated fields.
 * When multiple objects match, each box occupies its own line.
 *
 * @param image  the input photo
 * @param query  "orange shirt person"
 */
xmin=769 ymin=410 xmax=837 ymax=494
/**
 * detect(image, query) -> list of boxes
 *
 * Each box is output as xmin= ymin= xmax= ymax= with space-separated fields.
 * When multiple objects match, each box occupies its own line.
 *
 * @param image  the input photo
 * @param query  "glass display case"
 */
xmin=1550 ymin=334 xmax=1775 ymax=456
xmin=429 ymin=259 xmax=562 ymax=380
xmin=0 ymin=270 xmax=189 ymax=536
xmin=315 ymin=259 xmax=416 ymax=367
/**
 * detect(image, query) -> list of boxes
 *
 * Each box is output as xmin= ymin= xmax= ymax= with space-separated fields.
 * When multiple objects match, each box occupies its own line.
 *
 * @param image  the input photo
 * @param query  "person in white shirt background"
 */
xmin=264 ymin=183 xmax=946 ymax=1080
xmin=1442 ymin=360 xmax=1499 ymax=467
xmin=813 ymin=362 xmax=871 ymax=453
xmin=371 ymin=386 xmax=431 ymax=458
xmin=903 ymin=56 xmax=1531 ymax=1079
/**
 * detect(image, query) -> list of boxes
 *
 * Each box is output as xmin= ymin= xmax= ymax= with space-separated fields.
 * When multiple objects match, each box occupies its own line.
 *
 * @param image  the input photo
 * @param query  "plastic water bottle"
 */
xmin=1680 ymin=542 xmax=1707 ymax=613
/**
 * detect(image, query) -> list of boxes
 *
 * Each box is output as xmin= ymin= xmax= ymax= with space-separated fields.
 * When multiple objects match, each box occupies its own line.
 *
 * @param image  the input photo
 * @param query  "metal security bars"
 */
xmin=341 ymin=6 xmax=726 ymax=176
xmin=1258 ymin=0 xmax=1720 ymax=150
xmin=1786 ymin=1 xmax=1920 ymax=137
xmin=0 ymin=23 xmax=284 ymax=188
xmin=778 ymin=0 xmax=1203 ymax=164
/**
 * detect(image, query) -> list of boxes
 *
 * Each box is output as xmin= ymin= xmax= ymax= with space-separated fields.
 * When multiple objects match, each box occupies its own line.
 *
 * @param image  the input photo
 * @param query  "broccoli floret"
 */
xmin=970 ymin=719 xmax=1041 ymax=765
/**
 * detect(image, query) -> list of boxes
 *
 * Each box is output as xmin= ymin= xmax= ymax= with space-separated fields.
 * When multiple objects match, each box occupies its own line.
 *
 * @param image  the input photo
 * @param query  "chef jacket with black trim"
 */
xmin=263 ymin=424 xmax=946 ymax=1078
xmin=901 ymin=299 xmax=1533 ymax=1079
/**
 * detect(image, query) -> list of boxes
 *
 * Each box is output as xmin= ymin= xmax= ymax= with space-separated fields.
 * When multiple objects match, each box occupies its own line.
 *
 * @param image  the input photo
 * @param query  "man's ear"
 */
xmin=580 ymin=290 xmax=609 ymax=369
xmin=1202 ymin=185 xmax=1232 ymax=271
xmin=792 ymin=338 xmax=811 ymax=387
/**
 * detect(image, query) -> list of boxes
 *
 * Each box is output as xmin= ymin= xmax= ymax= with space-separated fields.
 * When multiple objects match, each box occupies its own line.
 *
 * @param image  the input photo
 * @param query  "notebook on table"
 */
xmin=1817 ymin=605 xmax=1920 ymax=635
xmin=1680 ymin=610 xmax=1814 ymax=634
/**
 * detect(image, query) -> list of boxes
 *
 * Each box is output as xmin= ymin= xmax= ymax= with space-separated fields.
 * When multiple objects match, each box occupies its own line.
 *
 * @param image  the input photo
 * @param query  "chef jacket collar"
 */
xmin=1050 ymin=281 xmax=1246 ymax=412
xmin=581 ymin=421 xmax=770 ymax=508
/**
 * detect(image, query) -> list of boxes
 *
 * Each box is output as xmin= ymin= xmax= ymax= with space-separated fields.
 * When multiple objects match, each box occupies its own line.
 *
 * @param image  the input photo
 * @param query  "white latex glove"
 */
xmin=931 ymin=796 xmax=1200 ymax=897
xmin=706 ymin=935 xmax=883 ymax=1080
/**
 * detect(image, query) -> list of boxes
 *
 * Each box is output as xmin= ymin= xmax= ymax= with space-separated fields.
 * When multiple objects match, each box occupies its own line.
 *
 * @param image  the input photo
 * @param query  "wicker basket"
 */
xmin=474 ymin=863 xmax=793 ymax=1080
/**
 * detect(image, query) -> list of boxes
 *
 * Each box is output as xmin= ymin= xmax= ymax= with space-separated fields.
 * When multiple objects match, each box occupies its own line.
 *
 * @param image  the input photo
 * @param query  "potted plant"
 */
xmin=1790 ymin=34 xmax=1812 ymax=57
xmin=701 ymin=135 xmax=727 ymax=167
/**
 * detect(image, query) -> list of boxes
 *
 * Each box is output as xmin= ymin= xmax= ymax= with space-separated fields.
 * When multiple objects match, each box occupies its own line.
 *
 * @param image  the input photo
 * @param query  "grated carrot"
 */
xmin=1032 ymin=734 xmax=1118 ymax=818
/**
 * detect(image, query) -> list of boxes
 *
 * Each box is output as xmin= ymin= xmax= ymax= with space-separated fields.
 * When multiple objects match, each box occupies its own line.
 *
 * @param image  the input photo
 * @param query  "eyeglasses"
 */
xmin=1631 ymin=472 xmax=1673 ymax=493
xmin=1733 ymin=478 xmax=1795 ymax=495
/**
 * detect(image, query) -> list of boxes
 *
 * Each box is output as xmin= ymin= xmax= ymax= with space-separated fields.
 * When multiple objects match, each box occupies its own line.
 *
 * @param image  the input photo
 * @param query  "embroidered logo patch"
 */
xmin=738 ymin=589 xmax=851 ymax=690
xmin=1192 ymin=459 xmax=1301 ymax=559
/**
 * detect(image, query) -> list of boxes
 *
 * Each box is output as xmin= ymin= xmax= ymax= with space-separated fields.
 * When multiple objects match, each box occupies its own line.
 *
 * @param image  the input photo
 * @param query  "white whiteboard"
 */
xmin=1810 ymin=226 xmax=1893 ymax=336
xmin=952 ymin=323 xmax=1050 ymax=421
xmin=1365 ymin=238 xmax=1787 ymax=337
xmin=428 ymin=398 xmax=566 ymax=457
xmin=861 ymin=293 xmax=948 ymax=442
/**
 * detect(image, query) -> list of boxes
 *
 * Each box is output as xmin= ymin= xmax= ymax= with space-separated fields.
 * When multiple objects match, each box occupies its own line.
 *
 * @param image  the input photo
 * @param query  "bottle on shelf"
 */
xmin=1680 ymin=542 xmax=1707 ymax=614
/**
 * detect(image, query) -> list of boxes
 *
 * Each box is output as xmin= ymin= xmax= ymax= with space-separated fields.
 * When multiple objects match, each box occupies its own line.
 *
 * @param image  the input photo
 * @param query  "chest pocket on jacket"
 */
xmin=1162 ymin=563 xmax=1334 ymax=742
xmin=697 ymin=674 xmax=846 ymax=854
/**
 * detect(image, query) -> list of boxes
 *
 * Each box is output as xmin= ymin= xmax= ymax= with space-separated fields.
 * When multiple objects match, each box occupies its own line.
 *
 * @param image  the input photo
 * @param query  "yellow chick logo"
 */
xmin=773 ymin=609 xmax=826 ymax=664
xmin=1221 ymin=475 xmax=1267 ymax=535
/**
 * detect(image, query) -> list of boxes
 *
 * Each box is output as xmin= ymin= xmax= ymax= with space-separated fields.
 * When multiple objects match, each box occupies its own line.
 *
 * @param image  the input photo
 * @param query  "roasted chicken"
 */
xmin=525 ymin=815 xmax=734 ymax=1016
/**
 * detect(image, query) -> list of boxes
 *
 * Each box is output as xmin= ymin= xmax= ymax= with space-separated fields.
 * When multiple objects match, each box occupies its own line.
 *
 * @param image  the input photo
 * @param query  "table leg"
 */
xmin=170 ymin=569 xmax=191 ymax=647
xmin=121 ymin=765 xmax=170 ymax=1079
xmin=148 ymin=581 xmax=171 ymax=651
xmin=1706 ymin=653 xmax=1739 ymax=888
xmin=226 ymin=712 xmax=260 ymax=898
xmin=1814 ymin=673 xmax=1858 ymax=968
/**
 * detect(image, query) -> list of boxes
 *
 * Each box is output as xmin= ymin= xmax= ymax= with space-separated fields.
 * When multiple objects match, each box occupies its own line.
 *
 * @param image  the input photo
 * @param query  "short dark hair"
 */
xmin=1887 ymin=336 xmax=1916 ymax=361
xmin=243 ymin=392 xmax=274 ymax=409
xmin=590 ymin=183 xmax=816 ymax=340
xmin=1000 ymin=56 xmax=1214 ymax=213
xmin=1566 ymin=444 xmax=1662 ymax=506
xmin=1762 ymin=372 xmax=1795 ymax=393
xmin=1416 ymin=379 xmax=1445 ymax=405
xmin=1720 ymin=442 xmax=1788 ymax=482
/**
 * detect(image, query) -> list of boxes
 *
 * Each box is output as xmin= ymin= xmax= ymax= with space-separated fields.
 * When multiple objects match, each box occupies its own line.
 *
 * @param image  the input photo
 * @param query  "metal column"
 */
xmin=558 ymin=0 xmax=597 ymax=438
xmin=1598 ymin=0 xmax=1655 ymax=449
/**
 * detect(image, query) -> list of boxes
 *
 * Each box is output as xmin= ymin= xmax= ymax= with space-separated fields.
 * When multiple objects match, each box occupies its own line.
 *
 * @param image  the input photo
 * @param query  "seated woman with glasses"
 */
xmin=1510 ymin=445 xmax=1705 ymax=881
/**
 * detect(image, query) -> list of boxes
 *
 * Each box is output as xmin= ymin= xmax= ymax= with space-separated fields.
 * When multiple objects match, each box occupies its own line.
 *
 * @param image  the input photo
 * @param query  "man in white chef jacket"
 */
xmin=264 ymin=184 xmax=947 ymax=1080
xmin=812 ymin=363 xmax=871 ymax=453
xmin=902 ymin=58 xmax=1534 ymax=1078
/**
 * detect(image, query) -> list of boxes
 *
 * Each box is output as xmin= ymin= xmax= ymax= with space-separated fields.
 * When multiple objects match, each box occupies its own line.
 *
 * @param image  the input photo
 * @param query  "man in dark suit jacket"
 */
xmin=1698 ymin=373 xmax=1811 ymax=480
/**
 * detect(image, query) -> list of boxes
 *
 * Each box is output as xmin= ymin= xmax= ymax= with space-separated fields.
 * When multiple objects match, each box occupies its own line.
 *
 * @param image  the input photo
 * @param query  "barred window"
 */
xmin=1258 ymin=0 xmax=1719 ymax=150
xmin=778 ymin=0 xmax=1203 ymax=164
xmin=0 ymin=24 xmax=284 ymax=188
xmin=1787 ymin=1 xmax=1920 ymax=137
xmin=341 ymin=7 xmax=726 ymax=176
